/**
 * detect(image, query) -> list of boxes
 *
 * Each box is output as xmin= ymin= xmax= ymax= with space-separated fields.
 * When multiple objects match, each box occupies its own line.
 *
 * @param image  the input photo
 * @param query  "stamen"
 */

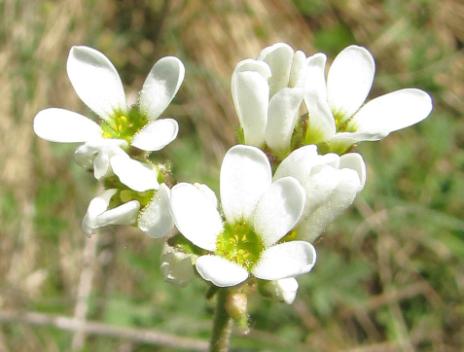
xmin=101 ymin=107 xmax=149 ymax=143
xmin=216 ymin=220 xmax=265 ymax=271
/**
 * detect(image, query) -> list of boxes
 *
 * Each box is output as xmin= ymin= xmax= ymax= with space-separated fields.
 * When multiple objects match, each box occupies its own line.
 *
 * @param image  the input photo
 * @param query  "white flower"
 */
xmin=304 ymin=45 xmax=433 ymax=149
xmin=78 ymin=149 xmax=175 ymax=237
xmin=33 ymin=46 xmax=184 ymax=179
xmin=231 ymin=43 xmax=308 ymax=153
xmin=170 ymin=145 xmax=316 ymax=288
xmin=275 ymin=145 xmax=366 ymax=242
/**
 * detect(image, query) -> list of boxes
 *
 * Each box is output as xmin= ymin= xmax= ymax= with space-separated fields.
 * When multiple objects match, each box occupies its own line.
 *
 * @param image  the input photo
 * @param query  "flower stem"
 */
xmin=209 ymin=288 xmax=233 ymax=352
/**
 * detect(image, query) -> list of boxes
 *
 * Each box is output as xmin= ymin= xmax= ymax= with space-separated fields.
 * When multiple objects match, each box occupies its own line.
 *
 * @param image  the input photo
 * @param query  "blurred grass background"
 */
xmin=0 ymin=0 xmax=463 ymax=351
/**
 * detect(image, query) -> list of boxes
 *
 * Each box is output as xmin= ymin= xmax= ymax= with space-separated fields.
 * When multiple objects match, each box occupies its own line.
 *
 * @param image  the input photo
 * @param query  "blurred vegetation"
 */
xmin=0 ymin=0 xmax=463 ymax=351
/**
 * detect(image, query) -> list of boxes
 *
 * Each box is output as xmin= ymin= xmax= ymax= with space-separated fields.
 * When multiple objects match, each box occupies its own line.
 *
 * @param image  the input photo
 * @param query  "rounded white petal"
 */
xmin=139 ymin=56 xmax=185 ymax=120
xmin=305 ymin=53 xmax=328 ymax=100
xmin=289 ymin=50 xmax=306 ymax=88
xmin=110 ymin=155 xmax=159 ymax=192
xmin=258 ymin=43 xmax=294 ymax=95
xmin=298 ymin=167 xmax=362 ymax=241
xmin=274 ymin=145 xmax=323 ymax=182
xmin=196 ymin=255 xmax=248 ymax=287
xmin=351 ymin=88 xmax=433 ymax=135
xmin=74 ymin=138 xmax=127 ymax=175
xmin=327 ymin=45 xmax=375 ymax=118
xmin=253 ymin=177 xmax=305 ymax=247
xmin=265 ymin=88 xmax=304 ymax=153
xmin=67 ymin=46 xmax=126 ymax=119
xmin=233 ymin=59 xmax=272 ymax=79
xmin=194 ymin=183 xmax=218 ymax=209
xmin=252 ymin=241 xmax=316 ymax=280
xmin=170 ymin=183 xmax=223 ymax=251
xmin=304 ymin=91 xmax=336 ymax=144
xmin=220 ymin=145 xmax=271 ymax=223
xmin=231 ymin=71 xmax=269 ymax=146
xmin=131 ymin=118 xmax=178 ymax=151
xmin=301 ymin=165 xmax=339 ymax=213
xmin=138 ymin=184 xmax=174 ymax=238
xmin=33 ymin=108 xmax=100 ymax=143
xmin=97 ymin=200 xmax=139 ymax=225
xmin=85 ymin=189 xmax=116 ymax=218
xmin=339 ymin=153 xmax=366 ymax=188
xmin=93 ymin=152 xmax=111 ymax=179
xmin=161 ymin=244 xmax=195 ymax=286
xmin=82 ymin=190 xmax=139 ymax=234
xmin=275 ymin=277 xmax=299 ymax=304
xmin=82 ymin=189 xmax=116 ymax=235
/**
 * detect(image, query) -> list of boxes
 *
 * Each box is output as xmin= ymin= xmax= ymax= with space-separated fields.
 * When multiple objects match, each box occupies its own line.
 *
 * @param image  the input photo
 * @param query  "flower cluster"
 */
xmin=34 ymin=46 xmax=184 ymax=237
xmin=33 ymin=43 xmax=432 ymax=307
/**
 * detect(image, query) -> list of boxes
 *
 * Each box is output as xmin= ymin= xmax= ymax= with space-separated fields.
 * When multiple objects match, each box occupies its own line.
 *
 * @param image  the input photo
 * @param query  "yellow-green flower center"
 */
xmin=333 ymin=110 xmax=357 ymax=133
xmin=104 ymin=176 xmax=155 ymax=210
xmin=215 ymin=220 xmax=265 ymax=271
xmin=101 ymin=107 xmax=149 ymax=143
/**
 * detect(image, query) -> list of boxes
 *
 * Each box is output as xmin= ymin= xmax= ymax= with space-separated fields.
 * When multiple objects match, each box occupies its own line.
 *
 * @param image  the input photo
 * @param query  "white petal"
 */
xmin=275 ymin=278 xmax=299 ymax=304
xmin=194 ymin=183 xmax=218 ymax=209
xmin=131 ymin=118 xmax=178 ymax=151
xmin=265 ymin=88 xmax=304 ymax=153
xmin=74 ymin=138 xmax=127 ymax=173
xmin=139 ymin=56 xmax=185 ymax=120
xmin=110 ymin=155 xmax=159 ymax=192
xmin=170 ymin=183 xmax=223 ymax=251
xmin=289 ymin=50 xmax=306 ymax=88
xmin=85 ymin=189 xmax=116 ymax=220
xmin=33 ymin=108 xmax=100 ymax=143
xmin=275 ymin=145 xmax=328 ymax=182
xmin=351 ymin=88 xmax=433 ymax=135
xmin=220 ymin=145 xmax=271 ymax=223
xmin=302 ymin=54 xmax=337 ymax=143
xmin=298 ymin=167 xmax=362 ymax=241
xmin=138 ymin=184 xmax=174 ymax=238
xmin=339 ymin=153 xmax=366 ymax=188
xmin=93 ymin=152 xmax=110 ymax=179
xmin=231 ymin=71 xmax=269 ymax=146
xmin=327 ymin=45 xmax=375 ymax=118
xmin=305 ymin=53 xmax=328 ymax=101
xmin=67 ymin=46 xmax=126 ymax=119
xmin=196 ymin=255 xmax=248 ymax=287
xmin=233 ymin=59 xmax=272 ymax=79
xmin=258 ymin=43 xmax=294 ymax=95
xmin=253 ymin=177 xmax=305 ymax=246
xmin=96 ymin=201 xmax=140 ymax=228
xmin=252 ymin=241 xmax=316 ymax=280
xmin=328 ymin=130 xmax=387 ymax=145
xmin=81 ymin=190 xmax=139 ymax=235
xmin=304 ymin=90 xmax=336 ymax=144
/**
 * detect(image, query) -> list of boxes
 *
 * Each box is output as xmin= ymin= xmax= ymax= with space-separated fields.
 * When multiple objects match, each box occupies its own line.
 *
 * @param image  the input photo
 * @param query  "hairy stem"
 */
xmin=209 ymin=289 xmax=232 ymax=352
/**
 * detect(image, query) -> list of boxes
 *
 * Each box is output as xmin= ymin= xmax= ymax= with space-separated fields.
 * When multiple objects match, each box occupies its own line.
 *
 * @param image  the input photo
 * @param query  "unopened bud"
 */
xmin=258 ymin=278 xmax=299 ymax=304
xmin=160 ymin=244 xmax=195 ymax=286
xmin=226 ymin=292 xmax=247 ymax=319
xmin=226 ymin=292 xmax=248 ymax=332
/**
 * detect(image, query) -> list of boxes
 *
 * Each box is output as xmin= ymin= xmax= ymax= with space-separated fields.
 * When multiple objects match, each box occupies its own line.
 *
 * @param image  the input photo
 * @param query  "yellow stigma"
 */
xmin=216 ymin=220 xmax=265 ymax=271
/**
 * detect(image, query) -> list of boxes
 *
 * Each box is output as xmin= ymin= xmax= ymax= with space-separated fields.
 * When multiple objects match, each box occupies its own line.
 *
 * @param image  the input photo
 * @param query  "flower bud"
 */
xmin=160 ymin=244 xmax=195 ymax=286
xmin=225 ymin=292 xmax=249 ymax=332
xmin=258 ymin=277 xmax=299 ymax=304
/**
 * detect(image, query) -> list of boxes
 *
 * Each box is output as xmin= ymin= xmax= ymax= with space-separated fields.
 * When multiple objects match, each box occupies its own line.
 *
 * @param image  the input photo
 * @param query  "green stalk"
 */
xmin=209 ymin=288 xmax=233 ymax=352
